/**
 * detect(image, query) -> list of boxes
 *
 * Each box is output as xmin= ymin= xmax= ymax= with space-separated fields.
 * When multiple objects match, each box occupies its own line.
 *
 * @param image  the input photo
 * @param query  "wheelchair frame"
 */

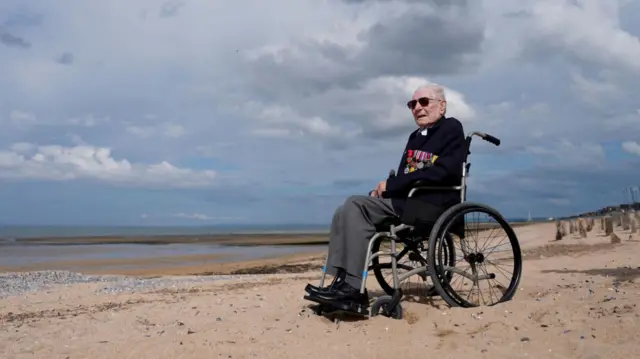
xmin=312 ymin=131 xmax=512 ymax=317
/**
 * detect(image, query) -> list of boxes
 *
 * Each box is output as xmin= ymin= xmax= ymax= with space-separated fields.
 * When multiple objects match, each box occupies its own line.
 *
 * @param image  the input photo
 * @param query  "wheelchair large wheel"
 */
xmin=370 ymin=232 xmax=455 ymax=298
xmin=427 ymin=202 xmax=523 ymax=308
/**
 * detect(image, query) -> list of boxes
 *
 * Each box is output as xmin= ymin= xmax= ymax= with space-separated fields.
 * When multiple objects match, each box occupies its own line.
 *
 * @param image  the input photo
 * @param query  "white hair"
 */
xmin=414 ymin=84 xmax=447 ymax=115
xmin=415 ymin=83 xmax=446 ymax=101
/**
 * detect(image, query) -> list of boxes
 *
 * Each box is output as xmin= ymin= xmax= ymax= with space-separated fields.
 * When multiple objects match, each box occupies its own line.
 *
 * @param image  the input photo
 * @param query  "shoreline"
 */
xmin=2 ymin=220 xmax=537 ymax=246
xmin=2 ymin=232 xmax=331 ymax=246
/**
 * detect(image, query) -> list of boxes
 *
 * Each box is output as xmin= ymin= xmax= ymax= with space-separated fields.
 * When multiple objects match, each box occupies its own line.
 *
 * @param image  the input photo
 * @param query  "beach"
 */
xmin=1 ymin=221 xmax=640 ymax=358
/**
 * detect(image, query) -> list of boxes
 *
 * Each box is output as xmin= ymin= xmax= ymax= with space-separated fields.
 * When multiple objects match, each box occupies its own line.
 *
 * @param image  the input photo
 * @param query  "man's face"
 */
xmin=407 ymin=88 xmax=446 ymax=128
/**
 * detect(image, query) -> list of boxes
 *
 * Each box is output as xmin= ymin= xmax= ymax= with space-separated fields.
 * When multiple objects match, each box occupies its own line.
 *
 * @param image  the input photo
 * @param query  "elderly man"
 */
xmin=304 ymin=84 xmax=466 ymax=309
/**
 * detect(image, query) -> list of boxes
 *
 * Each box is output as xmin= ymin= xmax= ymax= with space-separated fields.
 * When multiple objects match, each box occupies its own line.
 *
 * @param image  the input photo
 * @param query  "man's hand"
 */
xmin=371 ymin=180 xmax=386 ymax=197
xmin=377 ymin=180 xmax=387 ymax=193
xmin=369 ymin=180 xmax=387 ymax=197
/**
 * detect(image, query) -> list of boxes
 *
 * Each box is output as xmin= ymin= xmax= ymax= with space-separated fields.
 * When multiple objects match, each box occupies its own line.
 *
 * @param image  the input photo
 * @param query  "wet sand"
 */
xmin=0 ymin=233 xmax=330 ymax=276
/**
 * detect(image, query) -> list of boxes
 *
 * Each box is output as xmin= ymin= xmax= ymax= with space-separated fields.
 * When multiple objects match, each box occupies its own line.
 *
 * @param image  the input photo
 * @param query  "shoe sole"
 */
xmin=303 ymin=293 xmax=369 ymax=316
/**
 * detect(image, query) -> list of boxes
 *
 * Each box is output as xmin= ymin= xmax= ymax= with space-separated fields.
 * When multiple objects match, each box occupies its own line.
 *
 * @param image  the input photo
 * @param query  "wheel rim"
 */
xmin=435 ymin=205 xmax=522 ymax=307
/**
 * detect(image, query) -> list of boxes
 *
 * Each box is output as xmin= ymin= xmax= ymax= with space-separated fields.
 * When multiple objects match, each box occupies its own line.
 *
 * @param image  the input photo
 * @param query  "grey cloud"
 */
xmin=159 ymin=1 xmax=185 ymax=18
xmin=0 ymin=29 xmax=30 ymax=48
xmin=56 ymin=52 xmax=74 ymax=65
xmin=244 ymin=7 xmax=485 ymax=98
xmin=237 ymin=7 xmax=486 ymax=144
xmin=355 ymin=11 xmax=484 ymax=77
xmin=3 ymin=12 xmax=44 ymax=27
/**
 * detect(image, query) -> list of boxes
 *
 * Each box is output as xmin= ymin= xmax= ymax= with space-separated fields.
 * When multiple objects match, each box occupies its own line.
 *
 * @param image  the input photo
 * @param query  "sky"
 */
xmin=0 ymin=0 xmax=639 ymax=226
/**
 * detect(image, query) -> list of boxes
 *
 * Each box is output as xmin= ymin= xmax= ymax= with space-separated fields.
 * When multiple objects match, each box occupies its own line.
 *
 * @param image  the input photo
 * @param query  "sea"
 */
xmin=0 ymin=224 xmax=331 ymax=273
xmin=0 ymin=224 xmax=330 ymax=240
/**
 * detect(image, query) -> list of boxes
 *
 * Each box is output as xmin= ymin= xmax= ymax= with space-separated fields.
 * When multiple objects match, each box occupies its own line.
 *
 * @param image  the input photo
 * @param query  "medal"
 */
xmin=417 ymin=162 xmax=424 ymax=169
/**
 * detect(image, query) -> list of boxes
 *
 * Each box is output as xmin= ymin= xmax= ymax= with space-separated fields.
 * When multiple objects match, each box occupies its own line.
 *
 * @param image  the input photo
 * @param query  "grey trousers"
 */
xmin=325 ymin=195 xmax=399 ymax=288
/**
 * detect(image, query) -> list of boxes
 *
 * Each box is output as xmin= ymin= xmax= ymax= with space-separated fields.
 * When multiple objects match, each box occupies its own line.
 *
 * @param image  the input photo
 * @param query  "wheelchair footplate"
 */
xmin=303 ymin=293 xmax=370 ymax=317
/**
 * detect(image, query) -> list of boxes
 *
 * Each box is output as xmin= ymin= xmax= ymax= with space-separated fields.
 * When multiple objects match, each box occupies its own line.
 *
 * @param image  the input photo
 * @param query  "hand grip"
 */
xmin=482 ymin=133 xmax=500 ymax=146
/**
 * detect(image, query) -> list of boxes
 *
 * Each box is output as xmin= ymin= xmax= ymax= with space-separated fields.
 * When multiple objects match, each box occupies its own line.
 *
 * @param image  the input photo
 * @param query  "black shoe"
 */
xmin=304 ymin=281 xmax=338 ymax=295
xmin=303 ymin=281 xmax=370 ymax=316
xmin=313 ymin=281 xmax=369 ymax=306
xmin=304 ymin=270 xmax=345 ymax=295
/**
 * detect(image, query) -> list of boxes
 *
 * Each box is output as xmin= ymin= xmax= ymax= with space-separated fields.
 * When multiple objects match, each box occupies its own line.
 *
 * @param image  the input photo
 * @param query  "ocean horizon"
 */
xmin=0 ymin=223 xmax=333 ymax=240
xmin=0 ymin=216 xmax=545 ymax=240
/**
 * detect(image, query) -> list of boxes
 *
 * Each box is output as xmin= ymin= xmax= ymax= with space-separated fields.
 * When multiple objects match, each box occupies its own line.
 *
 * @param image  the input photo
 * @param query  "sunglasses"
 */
xmin=407 ymin=97 xmax=437 ymax=110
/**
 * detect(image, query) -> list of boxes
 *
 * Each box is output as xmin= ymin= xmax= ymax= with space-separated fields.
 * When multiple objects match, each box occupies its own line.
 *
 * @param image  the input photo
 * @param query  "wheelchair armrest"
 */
xmin=407 ymin=180 xmax=463 ymax=198
xmin=412 ymin=180 xmax=429 ymax=187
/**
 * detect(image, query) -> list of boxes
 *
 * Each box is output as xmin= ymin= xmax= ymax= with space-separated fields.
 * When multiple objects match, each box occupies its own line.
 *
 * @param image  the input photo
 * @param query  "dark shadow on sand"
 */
xmin=541 ymin=266 xmax=640 ymax=283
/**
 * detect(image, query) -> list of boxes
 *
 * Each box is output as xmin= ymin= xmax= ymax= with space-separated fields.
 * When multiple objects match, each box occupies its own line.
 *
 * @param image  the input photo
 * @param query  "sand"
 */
xmin=2 ymin=221 xmax=640 ymax=358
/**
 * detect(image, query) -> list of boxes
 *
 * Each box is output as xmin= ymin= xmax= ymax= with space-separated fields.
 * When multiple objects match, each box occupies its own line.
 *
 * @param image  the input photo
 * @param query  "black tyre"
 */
xmin=371 ymin=233 xmax=455 ymax=297
xmin=427 ymin=202 xmax=523 ymax=308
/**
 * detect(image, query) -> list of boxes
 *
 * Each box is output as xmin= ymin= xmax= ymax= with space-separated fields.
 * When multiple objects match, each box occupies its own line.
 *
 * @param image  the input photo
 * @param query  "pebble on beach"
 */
xmin=0 ymin=270 xmax=263 ymax=298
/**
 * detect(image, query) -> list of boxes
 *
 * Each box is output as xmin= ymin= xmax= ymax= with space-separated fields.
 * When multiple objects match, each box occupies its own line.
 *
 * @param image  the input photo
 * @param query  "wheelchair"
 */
xmin=304 ymin=131 xmax=523 ymax=320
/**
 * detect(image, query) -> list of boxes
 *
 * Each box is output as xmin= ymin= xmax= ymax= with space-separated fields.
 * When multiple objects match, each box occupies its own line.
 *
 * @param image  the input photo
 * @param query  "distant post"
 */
xmin=614 ymin=211 xmax=622 ymax=227
xmin=622 ymin=213 xmax=630 ymax=231
xmin=569 ymin=220 xmax=575 ymax=235
xmin=578 ymin=219 xmax=587 ymax=238
xmin=555 ymin=221 xmax=564 ymax=241
xmin=605 ymin=215 xmax=613 ymax=236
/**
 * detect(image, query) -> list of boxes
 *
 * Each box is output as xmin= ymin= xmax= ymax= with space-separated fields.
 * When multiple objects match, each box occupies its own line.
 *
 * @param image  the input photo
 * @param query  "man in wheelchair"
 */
xmin=304 ymin=84 xmax=467 ymax=311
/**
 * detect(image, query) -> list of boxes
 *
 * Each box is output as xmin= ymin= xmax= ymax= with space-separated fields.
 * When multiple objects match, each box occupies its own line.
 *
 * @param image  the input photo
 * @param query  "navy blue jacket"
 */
xmin=383 ymin=116 xmax=466 ymax=220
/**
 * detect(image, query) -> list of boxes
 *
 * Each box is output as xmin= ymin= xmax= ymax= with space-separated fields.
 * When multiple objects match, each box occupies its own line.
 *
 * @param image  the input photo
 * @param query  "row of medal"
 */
xmin=404 ymin=149 xmax=438 ymax=174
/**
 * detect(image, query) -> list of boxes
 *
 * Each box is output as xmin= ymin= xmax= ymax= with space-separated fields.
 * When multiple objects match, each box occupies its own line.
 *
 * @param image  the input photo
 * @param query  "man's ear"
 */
xmin=439 ymin=100 xmax=447 ymax=115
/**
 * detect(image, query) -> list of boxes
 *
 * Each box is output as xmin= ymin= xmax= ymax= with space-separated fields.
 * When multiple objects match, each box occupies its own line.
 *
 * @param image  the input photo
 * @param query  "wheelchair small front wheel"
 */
xmin=427 ymin=202 xmax=523 ymax=308
xmin=370 ymin=295 xmax=403 ymax=320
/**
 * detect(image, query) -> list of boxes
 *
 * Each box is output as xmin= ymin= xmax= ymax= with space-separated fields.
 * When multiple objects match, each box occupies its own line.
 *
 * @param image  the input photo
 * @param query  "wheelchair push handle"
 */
xmin=472 ymin=131 xmax=500 ymax=146
xmin=482 ymin=133 xmax=500 ymax=146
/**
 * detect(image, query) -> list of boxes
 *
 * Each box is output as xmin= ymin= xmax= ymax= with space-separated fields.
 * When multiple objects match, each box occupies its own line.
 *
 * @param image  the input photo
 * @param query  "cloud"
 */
xmin=125 ymin=123 xmax=186 ymax=139
xmin=0 ymin=142 xmax=216 ymax=188
xmin=525 ymin=0 xmax=640 ymax=73
xmin=622 ymin=141 xmax=640 ymax=156
xmin=0 ymin=0 xmax=638 ymax=225
xmin=55 ymin=52 xmax=74 ymax=65
xmin=159 ymin=1 xmax=185 ymax=18
xmin=0 ymin=28 xmax=30 ymax=48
